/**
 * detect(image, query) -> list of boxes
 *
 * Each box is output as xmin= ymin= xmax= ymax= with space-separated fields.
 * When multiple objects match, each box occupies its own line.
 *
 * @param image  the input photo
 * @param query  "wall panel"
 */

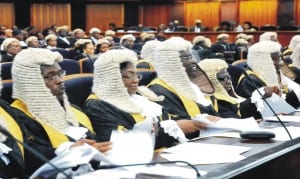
xmin=31 ymin=3 xmax=71 ymax=31
xmin=86 ymin=4 xmax=124 ymax=32
xmin=0 ymin=3 xmax=15 ymax=28
xmin=141 ymin=4 xmax=170 ymax=27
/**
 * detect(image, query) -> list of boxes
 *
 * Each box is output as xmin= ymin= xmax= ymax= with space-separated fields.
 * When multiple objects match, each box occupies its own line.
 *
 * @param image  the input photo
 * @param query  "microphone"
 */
xmin=0 ymin=125 xmax=72 ymax=179
xmin=97 ymin=160 xmax=201 ymax=178
xmin=240 ymin=67 xmax=293 ymax=141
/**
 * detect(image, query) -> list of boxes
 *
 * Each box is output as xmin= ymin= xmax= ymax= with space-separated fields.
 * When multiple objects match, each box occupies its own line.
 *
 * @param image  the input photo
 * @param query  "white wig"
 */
xmin=120 ymin=34 xmax=136 ymax=45
xmin=288 ymin=35 xmax=300 ymax=51
xmin=247 ymin=41 xmax=281 ymax=87
xmin=93 ymin=49 xmax=141 ymax=113
xmin=12 ymin=48 xmax=78 ymax=132
xmin=290 ymin=43 xmax=300 ymax=68
xmin=141 ymin=40 xmax=161 ymax=61
xmin=259 ymin=32 xmax=278 ymax=42
xmin=150 ymin=37 xmax=199 ymax=101
xmin=199 ymin=59 xmax=238 ymax=104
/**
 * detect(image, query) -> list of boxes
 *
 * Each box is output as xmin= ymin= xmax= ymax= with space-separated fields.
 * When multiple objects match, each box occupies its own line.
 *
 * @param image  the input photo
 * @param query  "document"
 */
xmin=270 ymin=126 xmax=300 ymax=141
xmin=102 ymin=130 xmax=155 ymax=165
xmin=264 ymin=115 xmax=300 ymax=123
xmin=161 ymin=142 xmax=250 ymax=165
xmin=260 ymin=94 xmax=296 ymax=118
xmin=193 ymin=116 xmax=259 ymax=138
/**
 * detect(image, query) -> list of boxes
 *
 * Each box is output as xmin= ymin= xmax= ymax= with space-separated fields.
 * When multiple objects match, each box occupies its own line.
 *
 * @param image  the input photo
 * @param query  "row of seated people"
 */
xmin=123 ymin=25 xmax=299 ymax=32
xmin=1 ymin=70 xmax=157 ymax=106
xmin=1 ymin=58 xmax=94 ymax=80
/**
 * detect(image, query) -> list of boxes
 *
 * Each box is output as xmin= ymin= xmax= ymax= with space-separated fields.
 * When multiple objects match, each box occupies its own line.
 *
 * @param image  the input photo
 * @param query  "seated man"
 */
xmin=198 ymin=59 xmax=268 ymax=119
xmin=147 ymin=37 xmax=219 ymax=139
xmin=11 ymin=48 xmax=111 ymax=175
xmin=237 ymin=40 xmax=300 ymax=108
xmin=84 ymin=49 xmax=211 ymax=149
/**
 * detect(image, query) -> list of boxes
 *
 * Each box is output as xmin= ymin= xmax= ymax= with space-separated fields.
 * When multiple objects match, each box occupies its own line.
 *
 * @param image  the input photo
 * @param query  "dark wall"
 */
xmin=124 ymin=3 xmax=139 ymax=28
xmin=71 ymin=2 xmax=86 ymax=30
xmin=14 ymin=1 xmax=30 ymax=29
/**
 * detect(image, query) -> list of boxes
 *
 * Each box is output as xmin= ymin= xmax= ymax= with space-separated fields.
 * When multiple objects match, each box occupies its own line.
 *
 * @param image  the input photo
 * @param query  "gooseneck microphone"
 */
xmin=240 ymin=67 xmax=293 ymax=141
xmin=98 ymin=160 xmax=201 ymax=178
xmin=0 ymin=125 xmax=72 ymax=179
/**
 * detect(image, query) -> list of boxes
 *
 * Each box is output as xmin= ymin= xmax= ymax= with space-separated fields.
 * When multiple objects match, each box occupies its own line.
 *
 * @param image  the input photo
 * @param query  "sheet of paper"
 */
xmin=30 ymin=143 xmax=114 ymax=179
xmin=264 ymin=115 xmax=300 ymax=122
xmin=161 ymin=153 xmax=245 ymax=165
xmin=102 ymin=130 xmax=155 ymax=165
xmin=160 ymin=142 xmax=250 ymax=165
xmin=164 ymin=142 xmax=250 ymax=155
xmin=260 ymin=94 xmax=296 ymax=118
xmin=269 ymin=126 xmax=300 ymax=141
xmin=193 ymin=116 xmax=259 ymax=132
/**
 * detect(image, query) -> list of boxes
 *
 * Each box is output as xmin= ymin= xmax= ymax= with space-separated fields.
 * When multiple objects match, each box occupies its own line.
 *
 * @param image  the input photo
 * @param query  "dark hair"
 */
xmin=120 ymin=61 xmax=133 ymax=71
xmin=244 ymin=21 xmax=252 ymax=27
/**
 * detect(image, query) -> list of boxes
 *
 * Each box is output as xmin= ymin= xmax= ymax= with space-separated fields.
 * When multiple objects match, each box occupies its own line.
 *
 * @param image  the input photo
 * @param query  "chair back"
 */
xmin=78 ymin=58 xmax=94 ymax=73
xmin=64 ymin=74 xmax=93 ymax=108
xmin=1 ymin=62 xmax=13 ymax=80
xmin=58 ymin=59 xmax=81 ymax=75
xmin=1 ymin=80 xmax=13 ymax=103
xmin=51 ymin=48 xmax=71 ymax=59
xmin=137 ymin=70 xmax=157 ymax=86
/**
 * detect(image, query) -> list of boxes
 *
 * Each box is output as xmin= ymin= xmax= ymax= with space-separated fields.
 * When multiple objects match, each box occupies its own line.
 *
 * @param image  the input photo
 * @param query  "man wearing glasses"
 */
xmin=10 ymin=48 xmax=111 ymax=176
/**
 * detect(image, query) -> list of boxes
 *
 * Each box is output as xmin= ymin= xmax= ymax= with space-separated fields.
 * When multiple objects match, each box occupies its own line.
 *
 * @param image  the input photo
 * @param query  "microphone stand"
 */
xmin=98 ymin=160 xmax=201 ymax=178
xmin=0 ymin=125 xmax=72 ymax=179
xmin=241 ymin=68 xmax=293 ymax=141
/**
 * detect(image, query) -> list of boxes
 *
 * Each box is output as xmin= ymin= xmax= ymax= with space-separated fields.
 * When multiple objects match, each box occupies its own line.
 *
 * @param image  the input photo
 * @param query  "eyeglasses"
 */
xmin=122 ymin=73 xmax=143 ymax=80
xmin=217 ymin=75 xmax=231 ymax=82
xmin=180 ymin=55 xmax=194 ymax=61
xmin=43 ymin=70 xmax=66 ymax=81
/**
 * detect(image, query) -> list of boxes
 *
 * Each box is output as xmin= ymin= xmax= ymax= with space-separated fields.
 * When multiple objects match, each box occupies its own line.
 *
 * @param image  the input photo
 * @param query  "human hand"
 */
xmin=91 ymin=141 xmax=113 ymax=153
xmin=272 ymin=86 xmax=281 ymax=96
xmin=71 ymin=139 xmax=97 ymax=148
xmin=176 ymin=119 xmax=207 ymax=134
xmin=205 ymin=115 xmax=220 ymax=123
xmin=262 ymin=86 xmax=273 ymax=98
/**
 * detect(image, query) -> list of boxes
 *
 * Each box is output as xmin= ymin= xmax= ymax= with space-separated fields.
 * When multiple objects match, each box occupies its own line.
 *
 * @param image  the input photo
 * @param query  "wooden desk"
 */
xmin=147 ymin=120 xmax=300 ymax=178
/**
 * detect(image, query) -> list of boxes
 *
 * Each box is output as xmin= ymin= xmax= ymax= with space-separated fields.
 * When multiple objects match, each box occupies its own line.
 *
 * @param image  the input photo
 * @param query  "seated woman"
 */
xmin=198 ymin=59 xmax=266 ymax=119
xmin=84 ymin=49 xmax=210 ymax=149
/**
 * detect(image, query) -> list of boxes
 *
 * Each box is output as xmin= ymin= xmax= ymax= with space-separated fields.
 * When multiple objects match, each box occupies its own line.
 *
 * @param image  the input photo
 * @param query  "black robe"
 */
xmin=208 ymin=96 xmax=262 ymax=119
xmin=83 ymin=97 xmax=178 ymax=149
xmin=10 ymin=100 xmax=95 ymax=175
xmin=147 ymin=79 xmax=219 ymax=139
xmin=0 ymin=99 xmax=26 ymax=178
xmin=235 ymin=70 xmax=300 ymax=109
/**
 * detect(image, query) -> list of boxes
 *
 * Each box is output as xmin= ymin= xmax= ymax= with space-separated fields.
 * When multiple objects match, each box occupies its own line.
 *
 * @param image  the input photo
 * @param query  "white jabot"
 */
xmin=130 ymin=94 xmax=163 ymax=120
xmin=190 ymin=82 xmax=212 ymax=106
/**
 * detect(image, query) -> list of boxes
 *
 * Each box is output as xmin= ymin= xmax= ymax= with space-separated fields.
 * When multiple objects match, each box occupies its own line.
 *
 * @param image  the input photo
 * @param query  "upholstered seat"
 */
xmin=137 ymin=70 xmax=157 ymax=86
xmin=1 ymin=62 xmax=13 ymax=80
xmin=64 ymin=73 xmax=94 ymax=108
xmin=78 ymin=58 xmax=94 ymax=73
xmin=58 ymin=59 xmax=81 ymax=75
xmin=51 ymin=48 xmax=71 ymax=59
xmin=1 ymin=80 xmax=13 ymax=103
